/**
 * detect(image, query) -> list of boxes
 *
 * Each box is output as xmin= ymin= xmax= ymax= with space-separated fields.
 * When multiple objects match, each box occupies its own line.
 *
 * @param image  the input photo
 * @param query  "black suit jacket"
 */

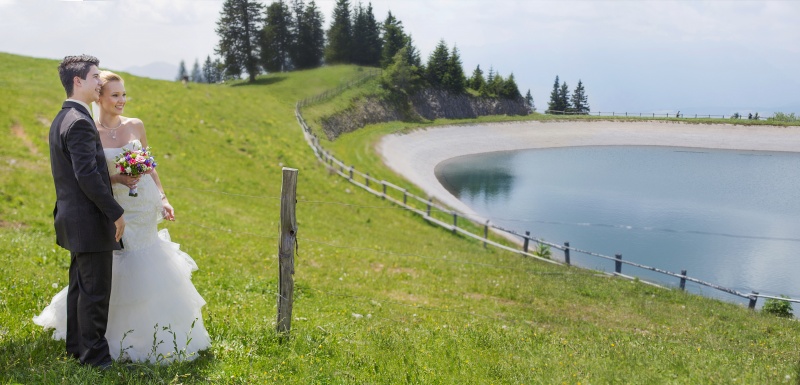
xmin=49 ymin=101 xmax=124 ymax=252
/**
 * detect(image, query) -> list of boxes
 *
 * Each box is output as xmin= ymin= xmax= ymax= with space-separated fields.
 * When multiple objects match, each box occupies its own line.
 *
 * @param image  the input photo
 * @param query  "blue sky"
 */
xmin=1 ymin=0 xmax=798 ymax=115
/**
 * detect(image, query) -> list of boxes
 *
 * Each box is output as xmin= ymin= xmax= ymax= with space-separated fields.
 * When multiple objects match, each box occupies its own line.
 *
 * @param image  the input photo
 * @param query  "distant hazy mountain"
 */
xmin=124 ymin=61 xmax=178 ymax=81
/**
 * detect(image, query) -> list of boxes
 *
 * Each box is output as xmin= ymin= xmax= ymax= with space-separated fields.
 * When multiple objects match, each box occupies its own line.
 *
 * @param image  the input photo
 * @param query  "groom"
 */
xmin=49 ymin=55 xmax=125 ymax=369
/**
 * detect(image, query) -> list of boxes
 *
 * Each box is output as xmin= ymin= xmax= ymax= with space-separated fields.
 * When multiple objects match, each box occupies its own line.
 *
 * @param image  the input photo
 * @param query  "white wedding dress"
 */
xmin=34 ymin=139 xmax=211 ymax=364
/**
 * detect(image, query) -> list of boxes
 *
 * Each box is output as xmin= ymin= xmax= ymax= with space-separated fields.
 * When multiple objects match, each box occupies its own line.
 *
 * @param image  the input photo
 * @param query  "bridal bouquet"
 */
xmin=114 ymin=146 xmax=157 ymax=197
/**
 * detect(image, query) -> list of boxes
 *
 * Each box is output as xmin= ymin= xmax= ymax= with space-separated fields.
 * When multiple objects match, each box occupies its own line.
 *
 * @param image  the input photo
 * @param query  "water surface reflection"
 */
xmin=435 ymin=146 xmax=800 ymax=305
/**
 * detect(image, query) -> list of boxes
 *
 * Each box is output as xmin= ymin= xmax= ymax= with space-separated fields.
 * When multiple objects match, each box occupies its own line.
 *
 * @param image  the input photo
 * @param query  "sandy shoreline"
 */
xmin=376 ymin=120 xmax=800 ymax=217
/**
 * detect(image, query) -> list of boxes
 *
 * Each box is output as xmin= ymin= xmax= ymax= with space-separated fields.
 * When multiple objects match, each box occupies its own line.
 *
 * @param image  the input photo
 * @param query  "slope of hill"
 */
xmin=1 ymin=53 xmax=798 ymax=384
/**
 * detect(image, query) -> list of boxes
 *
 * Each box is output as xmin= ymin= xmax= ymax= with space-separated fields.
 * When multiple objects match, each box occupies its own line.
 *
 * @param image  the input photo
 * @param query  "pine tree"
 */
xmin=525 ymin=89 xmax=535 ymax=113
xmin=404 ymin=34 xmax=422 ymax=68
xmin=325 ymin=0 xmax=352 ymax=64
xmin=488 ymin=72 xmax=505 ymax=97
xmin=443 ymin=44 xmax=466 ymax=94
xmin=480 ymin=66 xmax=495 ymax=97
xmin=350 ymin=2 xmax=381 ymax=66
xmin=380 ymin=11 xmax=406 ymax=68
xmin=547 ymin=75 xmax=560 ymax=113
xmin=425 ymin=39 xmax=450 ymax=88
xmin=214 ymin=57 xmax=229 ymax=81
xmin=176 ymin=60 xmax=188 ymax=81
xmin=570 ymin=79 xmax=590 ymax=114
xmin=190 ymin=59 xmax=203 ymax=83
xmin=469 ymin=65 xmax=485 ymax=91
xmin=350 ymin=2 xmax=367 ymax=65
xmin=559 ymin=81 xmax=570 ymax=112
xmin=202 ymin=56 xmax=216 ymax=83
xmin=291 ymin=0 xmax=325 ymax=69
xmin=499 ymin=73 xmax=521 ymax=100
xmin=261 ymin=0 xmax=293 ymax=73
xmin=290 ymin=0 xmax=305 ymax=56
xmin=215 ymin=0 xmax=265 ymax=82
xmin=363 ymin=3 xmax=382 ymax=66
xmin=381 ymin=46 xmax=422 ymax=95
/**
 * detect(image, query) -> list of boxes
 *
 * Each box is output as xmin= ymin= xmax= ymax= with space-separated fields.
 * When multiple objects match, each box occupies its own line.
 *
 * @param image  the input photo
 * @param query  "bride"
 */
xmin=34 ymin=70 xmax=211 ymax=363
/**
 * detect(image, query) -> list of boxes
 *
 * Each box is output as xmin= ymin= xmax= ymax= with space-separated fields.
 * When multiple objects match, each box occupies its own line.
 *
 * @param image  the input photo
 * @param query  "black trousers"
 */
xmin=66 ymin=250 xmax=113 ymax=366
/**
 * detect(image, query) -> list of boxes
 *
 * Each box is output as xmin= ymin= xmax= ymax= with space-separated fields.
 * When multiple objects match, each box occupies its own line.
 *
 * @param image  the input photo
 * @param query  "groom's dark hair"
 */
xmin=58 ymin=54 xmax=100 ymax=97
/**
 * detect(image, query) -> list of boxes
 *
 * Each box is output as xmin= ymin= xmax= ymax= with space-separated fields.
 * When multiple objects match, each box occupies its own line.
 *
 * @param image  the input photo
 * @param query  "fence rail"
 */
xmin=545 ymin=109 xmax=770 ymax=120
xmin=295 ymin=75 xmax=798 ymax=311
xmin=296 ymin=69 xmax=382 ymax=109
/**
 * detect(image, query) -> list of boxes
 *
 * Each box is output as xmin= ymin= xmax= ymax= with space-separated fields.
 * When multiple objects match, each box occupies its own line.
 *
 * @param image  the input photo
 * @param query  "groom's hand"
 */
xmin=114 ymin=216 xmax=126 ymax=242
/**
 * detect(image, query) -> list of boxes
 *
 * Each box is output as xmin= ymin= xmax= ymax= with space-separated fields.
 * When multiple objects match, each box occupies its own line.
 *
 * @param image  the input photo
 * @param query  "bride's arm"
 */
xmin=137 ymin=120 xmax=175 ymax=221
xmin=150 ymin=169 xmax=174 ymax=221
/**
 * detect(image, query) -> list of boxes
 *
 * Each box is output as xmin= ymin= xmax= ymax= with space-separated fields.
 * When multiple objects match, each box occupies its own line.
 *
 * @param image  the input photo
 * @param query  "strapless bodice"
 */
xmin=103 ymin=139 xmax=144 ymax=176
xmin=104 ymin=139 xmax=162 ymax=251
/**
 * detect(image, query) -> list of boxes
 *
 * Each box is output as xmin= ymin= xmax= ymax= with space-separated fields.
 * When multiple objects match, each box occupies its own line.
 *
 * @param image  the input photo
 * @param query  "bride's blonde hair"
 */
xmin=99 ymin=70 xmax=124 ymax=95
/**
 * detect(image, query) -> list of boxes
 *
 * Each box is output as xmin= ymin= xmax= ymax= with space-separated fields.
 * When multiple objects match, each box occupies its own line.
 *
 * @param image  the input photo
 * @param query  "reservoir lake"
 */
xmin=435 ymin=145 xmax=800 ymax=306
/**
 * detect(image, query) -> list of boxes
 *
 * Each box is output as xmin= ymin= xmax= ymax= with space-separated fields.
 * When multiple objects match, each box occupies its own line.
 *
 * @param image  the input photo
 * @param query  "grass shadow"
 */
xmin=230 ymin=76 xmax=287 ymax=87
xmin=0 ymin=330 xmax=215 ymax=384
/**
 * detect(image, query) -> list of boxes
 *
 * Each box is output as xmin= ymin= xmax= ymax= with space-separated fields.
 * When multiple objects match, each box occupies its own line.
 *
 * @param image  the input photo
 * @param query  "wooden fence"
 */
xmin=296 ymin=69 xmax=382 ymax=109
xmin=545 ymin=109 xmax=769 ymax=120
xmin=294 ymin=78 xmax=799 ymax=311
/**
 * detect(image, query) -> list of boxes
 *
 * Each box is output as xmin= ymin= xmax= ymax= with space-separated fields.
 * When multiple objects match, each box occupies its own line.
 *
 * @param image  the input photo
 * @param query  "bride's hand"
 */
xmin=114 ymin=174 xmax=140 ymax=189
xmin=162 ymin=202 xmax=175 ymax=221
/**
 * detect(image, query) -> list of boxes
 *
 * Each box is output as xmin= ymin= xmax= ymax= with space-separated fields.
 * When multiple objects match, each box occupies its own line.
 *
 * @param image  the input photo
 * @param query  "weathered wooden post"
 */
xmin=563 ymin=242 xmax=571 ymax=265
xmin=615 ymin=254 xmax=622 ymax=274
xmin=381 ymin=182 xmax=387 ymax=199
xmin=426 ymin=198 xmax=432 ymax=217
xmin=523 ymin=231 xmax=530 ymax=253
xmin=679 ymin=269 xmax=687 ymax=290
xmin=748 ymin=291 xmax=759 ymax=309
xmin=365 ymin=173 xmax=370 ymax=188
xmin=483 ymin=220 xmax=489 ymax=248
xmin=277 ymin=167 xmax=298 ymax=337
xmin=403 ymin=191 xmax=407 ymax=205
xmin=452 ymin=212 xmax=458 ymax=234
xmin=349 ymin=166 xmax=354 ymax=180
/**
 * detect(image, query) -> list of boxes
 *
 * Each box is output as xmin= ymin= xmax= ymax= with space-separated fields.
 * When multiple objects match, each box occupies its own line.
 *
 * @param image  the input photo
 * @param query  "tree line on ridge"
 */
xmin=177 ymin=0 xmax=593 ymax=115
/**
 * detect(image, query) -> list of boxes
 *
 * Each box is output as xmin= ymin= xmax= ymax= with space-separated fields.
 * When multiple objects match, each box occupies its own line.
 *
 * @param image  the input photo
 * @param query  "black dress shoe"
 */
xmin=96 ymin=360 xmax=113 ymax=371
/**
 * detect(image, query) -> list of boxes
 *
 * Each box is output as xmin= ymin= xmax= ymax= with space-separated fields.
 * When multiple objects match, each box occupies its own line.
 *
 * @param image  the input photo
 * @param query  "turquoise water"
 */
xmin=435 ymin=146 xmax=800 ymax=305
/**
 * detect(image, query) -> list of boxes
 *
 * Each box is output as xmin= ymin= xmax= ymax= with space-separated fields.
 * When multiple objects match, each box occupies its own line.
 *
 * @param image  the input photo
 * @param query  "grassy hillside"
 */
xmin=1 ymin=52 xmax=799 ymax=384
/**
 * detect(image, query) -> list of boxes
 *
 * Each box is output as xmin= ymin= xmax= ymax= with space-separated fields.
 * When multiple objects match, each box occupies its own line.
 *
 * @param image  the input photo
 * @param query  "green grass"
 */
xmin=2 ymin=52 xmax=800 ymax=384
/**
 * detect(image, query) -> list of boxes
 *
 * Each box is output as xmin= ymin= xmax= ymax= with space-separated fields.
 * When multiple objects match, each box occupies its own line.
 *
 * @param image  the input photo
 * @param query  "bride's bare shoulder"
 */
xmin=123 ymin=117 xmax=147 ymax=137
xmin=124 ymin=117 xmax=145 ymax=127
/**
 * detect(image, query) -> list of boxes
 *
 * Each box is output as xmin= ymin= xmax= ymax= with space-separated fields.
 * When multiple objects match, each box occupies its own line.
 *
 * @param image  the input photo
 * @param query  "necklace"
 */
xmin=99 ymin=119 xmax=123 ymax=139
